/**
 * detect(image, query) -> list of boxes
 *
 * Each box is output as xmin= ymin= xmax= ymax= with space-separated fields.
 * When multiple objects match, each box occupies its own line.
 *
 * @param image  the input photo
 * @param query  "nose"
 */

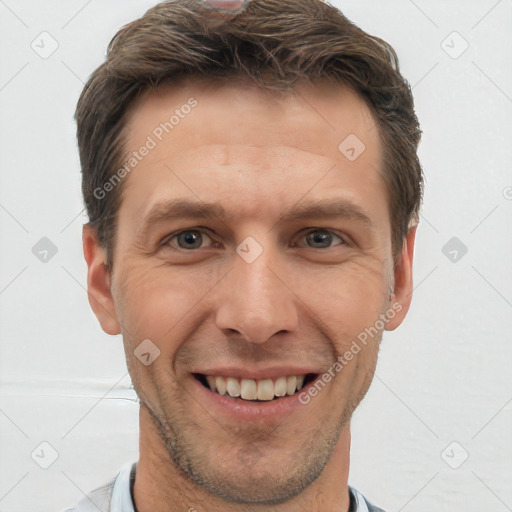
xmin=215 ymin=242 xmax=299 ymax=344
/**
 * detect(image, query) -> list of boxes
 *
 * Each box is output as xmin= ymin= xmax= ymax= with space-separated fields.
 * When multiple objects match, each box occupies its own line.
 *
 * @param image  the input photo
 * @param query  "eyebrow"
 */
xmin=278 ymin=198 xmax=372 ymax=226
xmin=137 ymin=197 xmax=373 ymax=238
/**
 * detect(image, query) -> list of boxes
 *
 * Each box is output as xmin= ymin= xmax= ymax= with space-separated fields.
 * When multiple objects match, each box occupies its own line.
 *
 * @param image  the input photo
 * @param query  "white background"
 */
xmin=0 ymin=1 xmax=511 ymax=510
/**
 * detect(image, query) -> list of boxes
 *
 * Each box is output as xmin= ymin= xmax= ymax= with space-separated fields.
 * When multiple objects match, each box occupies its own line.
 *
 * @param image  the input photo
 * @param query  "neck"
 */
xmin=134 ymin=404 xmax=352 ymax=512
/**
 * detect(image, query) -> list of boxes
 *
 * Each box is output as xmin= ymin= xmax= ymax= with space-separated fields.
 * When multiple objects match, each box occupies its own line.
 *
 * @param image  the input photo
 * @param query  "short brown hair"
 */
xmin=75 ymin=0 xmax=423 ymax=269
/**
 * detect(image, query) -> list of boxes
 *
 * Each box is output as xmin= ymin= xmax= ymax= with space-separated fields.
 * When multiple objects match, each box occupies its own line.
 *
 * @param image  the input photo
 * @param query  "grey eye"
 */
xmin=176 ymin=230 xmax=204 ymax=249
xmin=304 ymin=230 xmax=343 ymax=249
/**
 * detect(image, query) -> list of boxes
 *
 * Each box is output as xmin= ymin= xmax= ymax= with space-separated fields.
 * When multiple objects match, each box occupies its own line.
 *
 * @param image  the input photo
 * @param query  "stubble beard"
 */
xmin=137 ymin=366 xmax=375 ymax=506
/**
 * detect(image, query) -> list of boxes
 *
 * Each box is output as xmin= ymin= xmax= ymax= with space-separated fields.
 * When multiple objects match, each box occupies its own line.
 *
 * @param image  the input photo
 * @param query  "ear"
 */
xmin=82 ymin=224 xmax=121 ymax=335
xmin=385 ymin=225 xmax=417 ymax=331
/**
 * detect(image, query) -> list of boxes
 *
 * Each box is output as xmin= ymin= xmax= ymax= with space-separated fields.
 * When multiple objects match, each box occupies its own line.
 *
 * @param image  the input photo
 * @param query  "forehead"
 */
xmin=119 ymin=78 xmax=384 ymax=223
xmin=124 ymin=77 xmax=379 ymax=161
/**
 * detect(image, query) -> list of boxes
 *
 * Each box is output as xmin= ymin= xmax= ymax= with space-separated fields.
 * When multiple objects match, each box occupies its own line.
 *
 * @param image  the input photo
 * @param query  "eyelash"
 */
xmin=160 ymin=227 xmax=348 ymax=251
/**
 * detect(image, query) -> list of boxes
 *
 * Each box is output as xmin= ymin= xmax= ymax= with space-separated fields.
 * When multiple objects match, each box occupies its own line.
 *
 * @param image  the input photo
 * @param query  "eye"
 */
xmin=163 ymin=229 xmax=216 ymax=250
xmin=299 ymin=229 xmax=345 ymax=249
xmin=160 ymin=227 xmax=346 ymax=253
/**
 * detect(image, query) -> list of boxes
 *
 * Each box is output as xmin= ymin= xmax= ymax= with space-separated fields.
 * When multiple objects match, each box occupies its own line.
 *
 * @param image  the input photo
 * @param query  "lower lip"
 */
xmin=192 ymin=375 xmax=317 ymax=422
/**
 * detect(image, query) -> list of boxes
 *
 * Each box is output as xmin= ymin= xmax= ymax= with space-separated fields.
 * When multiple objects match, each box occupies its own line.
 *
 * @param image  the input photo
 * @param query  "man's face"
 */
xmin=85 ymin=79 xmax=414 ymax=504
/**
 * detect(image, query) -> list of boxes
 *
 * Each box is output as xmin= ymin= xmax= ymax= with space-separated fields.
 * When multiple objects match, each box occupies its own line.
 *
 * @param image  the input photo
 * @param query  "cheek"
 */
xmin=293 ymin=258 xmax=389 ymax=342
xmin=113 ymin=261 xmax=217 ymax=345
xmin=114 ymin=251 xmax=389 ymax=355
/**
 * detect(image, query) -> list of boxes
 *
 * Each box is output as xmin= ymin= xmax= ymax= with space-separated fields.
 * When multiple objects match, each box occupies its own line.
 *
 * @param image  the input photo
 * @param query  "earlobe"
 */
xmin=82 ymin=225 xmax=121 ymax=335
xmin=385 ymin=225 xmax=417 ymax=331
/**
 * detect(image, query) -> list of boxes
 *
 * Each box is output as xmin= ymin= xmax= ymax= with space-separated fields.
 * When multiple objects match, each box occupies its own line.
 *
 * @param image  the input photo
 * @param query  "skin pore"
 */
xmin=83 ymin=79 xmax=416 ymax=512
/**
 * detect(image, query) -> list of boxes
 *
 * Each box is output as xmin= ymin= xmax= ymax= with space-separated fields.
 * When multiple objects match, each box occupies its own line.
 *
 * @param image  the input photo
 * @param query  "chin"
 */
xmin=188 ymin=463 xmax=324 ymax=505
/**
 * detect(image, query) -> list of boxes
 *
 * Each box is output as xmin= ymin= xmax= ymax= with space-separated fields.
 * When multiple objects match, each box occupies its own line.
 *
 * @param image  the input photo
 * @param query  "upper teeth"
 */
xmin=205 ymin=375 xmax=306 ymax=401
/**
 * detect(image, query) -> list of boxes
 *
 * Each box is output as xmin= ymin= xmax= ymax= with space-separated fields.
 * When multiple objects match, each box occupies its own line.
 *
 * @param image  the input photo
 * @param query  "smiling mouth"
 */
xmin=194 ymin=373 xmax=318 ymax=402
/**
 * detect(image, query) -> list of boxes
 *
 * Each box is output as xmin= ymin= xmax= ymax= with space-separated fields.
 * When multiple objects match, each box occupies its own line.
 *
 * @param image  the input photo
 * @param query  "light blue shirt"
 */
xmin=62 ymin=461 xmax=385 ymax=512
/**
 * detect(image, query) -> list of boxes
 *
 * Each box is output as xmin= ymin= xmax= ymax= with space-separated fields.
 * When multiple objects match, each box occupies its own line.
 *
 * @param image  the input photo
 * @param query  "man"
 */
xmin=65 ymin=0 xmax=423 ymax=510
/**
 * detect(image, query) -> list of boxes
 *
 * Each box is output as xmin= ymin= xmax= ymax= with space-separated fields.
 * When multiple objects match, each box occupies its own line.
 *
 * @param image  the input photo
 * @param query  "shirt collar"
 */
xmin=350 ymin=486 xmax=370 ymax=512
xmin=110 ymin=462 xmax=136 ymax=512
